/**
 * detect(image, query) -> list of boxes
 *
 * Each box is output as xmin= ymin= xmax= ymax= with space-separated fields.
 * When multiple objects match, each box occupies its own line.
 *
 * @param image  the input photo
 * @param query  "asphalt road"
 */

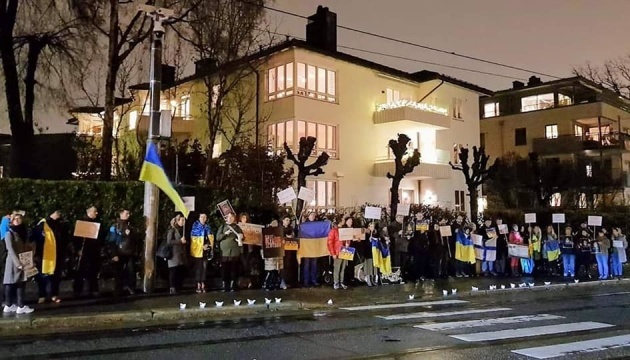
xmin=2 ymin=285 xmax=630 ymax=360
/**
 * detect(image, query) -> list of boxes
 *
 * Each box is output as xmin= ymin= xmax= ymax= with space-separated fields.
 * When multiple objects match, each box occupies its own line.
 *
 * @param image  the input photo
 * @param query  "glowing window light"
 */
xmin=376 ymin=99 xmax=448 ymax=116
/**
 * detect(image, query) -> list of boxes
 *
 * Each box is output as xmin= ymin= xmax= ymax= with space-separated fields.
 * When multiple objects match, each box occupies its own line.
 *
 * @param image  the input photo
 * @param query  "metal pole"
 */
xmin=142 ymin=21 xmax=165 ymax=294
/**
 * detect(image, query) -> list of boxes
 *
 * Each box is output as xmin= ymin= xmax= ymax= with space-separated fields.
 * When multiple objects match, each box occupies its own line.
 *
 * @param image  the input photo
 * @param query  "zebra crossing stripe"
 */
xmin=451 ymin=322 xmax=613 ymax=342
xmin=340 ymin=299 xmax=468 ymax=311
xmin=512 ymin=334 xmax=630 ymax=359
xmin=414 ymin=314 xmax=564 ymax=331
xmin=377 ymin=307 xmax=511 ymax=320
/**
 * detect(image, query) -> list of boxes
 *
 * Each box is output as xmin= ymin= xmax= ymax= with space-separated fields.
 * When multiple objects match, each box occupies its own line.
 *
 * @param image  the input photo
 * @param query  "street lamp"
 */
xmin=138 ymin=4 xmax=175 ymax=293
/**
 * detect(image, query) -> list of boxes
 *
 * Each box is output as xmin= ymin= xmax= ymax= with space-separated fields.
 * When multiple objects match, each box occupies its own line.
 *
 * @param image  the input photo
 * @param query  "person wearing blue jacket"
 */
xmin=0 ymin=212 xmax=14 ymax=307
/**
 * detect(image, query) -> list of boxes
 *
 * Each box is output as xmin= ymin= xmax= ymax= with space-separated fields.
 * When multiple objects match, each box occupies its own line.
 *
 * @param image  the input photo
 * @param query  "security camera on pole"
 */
xmin=139 ymin=4 xmax=176 ymax=293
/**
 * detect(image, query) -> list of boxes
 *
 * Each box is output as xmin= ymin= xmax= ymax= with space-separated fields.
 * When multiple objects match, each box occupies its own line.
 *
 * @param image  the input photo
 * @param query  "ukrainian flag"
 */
xmin=371 ymin=237 xmax=392 ymax=275
xmin=297 ymin=221 xmax=331 ymax=263
xmin=544 ymin=239 xmax=561 ymax=262
xmin=456 ymin=231 xmax=476 ymax=264
xmin=139 ymin=142 xmax=190 ymax=218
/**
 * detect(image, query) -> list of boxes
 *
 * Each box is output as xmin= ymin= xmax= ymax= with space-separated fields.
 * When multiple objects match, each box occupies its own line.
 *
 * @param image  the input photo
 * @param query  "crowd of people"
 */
xmin=1 ymin=206 xmax=628 ymax=315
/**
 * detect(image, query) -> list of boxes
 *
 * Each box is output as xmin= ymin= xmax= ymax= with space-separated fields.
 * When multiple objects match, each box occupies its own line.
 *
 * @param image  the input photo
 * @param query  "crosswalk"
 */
xmin=342 ymin=299 xmax=630 ymax=359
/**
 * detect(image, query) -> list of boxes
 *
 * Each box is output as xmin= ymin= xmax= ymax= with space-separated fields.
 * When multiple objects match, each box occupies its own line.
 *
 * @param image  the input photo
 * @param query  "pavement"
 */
xmin=1 ymin=271 xmax=629 ymax=337
xmin=1 ymin=278 xmax=630 ymax=359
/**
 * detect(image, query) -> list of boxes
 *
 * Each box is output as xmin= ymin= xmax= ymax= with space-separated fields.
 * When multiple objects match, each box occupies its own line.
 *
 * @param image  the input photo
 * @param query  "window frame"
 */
xmin=267 ymin=120 xmax=338 ymax=159
xmin=521 ymin=93 xmax=554 ymax=112
xmin=514 ymin=128 xmax=527 ymax=146
xmin=306 ymin=179 xmax=337 ymax=208
xmin=545 ymin=124 xmax=558 ymax=139
xmin=483 ymin=102 xmax=500 ymax=118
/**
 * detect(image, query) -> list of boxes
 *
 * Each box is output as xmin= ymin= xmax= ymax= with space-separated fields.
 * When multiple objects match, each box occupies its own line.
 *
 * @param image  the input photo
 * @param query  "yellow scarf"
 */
xmin=41 ymin=220 xmax=57 ymax=275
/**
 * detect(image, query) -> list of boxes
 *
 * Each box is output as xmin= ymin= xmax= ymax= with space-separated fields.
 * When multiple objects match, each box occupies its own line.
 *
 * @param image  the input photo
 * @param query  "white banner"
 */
xmin=508 ymin=244 xmax=530 ymax=258
xmin=364 ymin=206 xmax=382 ymax=220
xmin=277 ymin=187 xmax=297 ymax=204
xmin=396 ymin=203 xmax=410 ymax=216
xmin=524 ymin=213 xmax=536 ymax=224
xmin=587 ymin=215 xmax=602 ymax=227
xmin=297 ymin=187 xmax=315 ymax=203
xmin=552 ymin=213 xmax=565 ymax=224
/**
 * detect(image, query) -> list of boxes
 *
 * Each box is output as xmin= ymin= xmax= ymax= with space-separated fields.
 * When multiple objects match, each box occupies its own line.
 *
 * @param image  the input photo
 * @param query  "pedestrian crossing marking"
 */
xmin=414 ymin=314 xmax=564 ymax=331
xmin=512 ymin=334 xmax=630 ymax=359
xmin=451 ymin=322 xmax=613 ymax=342
xmin=340 ymin=299 xmax=468 ymax=311
xmin=377 ymin=307 xmax=511 ymax=320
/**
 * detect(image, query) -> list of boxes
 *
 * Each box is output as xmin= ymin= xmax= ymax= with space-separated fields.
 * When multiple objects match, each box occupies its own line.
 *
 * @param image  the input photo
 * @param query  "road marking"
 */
xmin=377 ymin=307 xmax=511 ymax=320
xmin=414 ymin=314 xmax=564 ymax=331
xmin=512 ymin=334 xmax=630 ymax=359
xmin=340 ymin=299 xmax=468 ymax=311
xmin=592 ymin=291 xmax=630 ymax=297
xmin=451 ymin=322 xmax=613 ymax=342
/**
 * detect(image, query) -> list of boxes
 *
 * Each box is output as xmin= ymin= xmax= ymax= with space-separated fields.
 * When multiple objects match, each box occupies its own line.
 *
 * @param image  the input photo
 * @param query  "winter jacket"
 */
xmin=107 ymin=219 xmax=136 ymax=257
xmin=166 ymin=225 xmax=187 ymax=268
xmin=595 ymin=236 xmax=611 ymax=255
xmin=328 ymin=226 xmax=350 ymax=257
xmin=612 ymin=235 xmax=628 ymax=263
xmin=3 ymin=228 xmax=27 ymax=284
xmin=216 ymin=223 xmax=243 ymax=258
xmin=560 ymin=236 xmax=575 ymax=255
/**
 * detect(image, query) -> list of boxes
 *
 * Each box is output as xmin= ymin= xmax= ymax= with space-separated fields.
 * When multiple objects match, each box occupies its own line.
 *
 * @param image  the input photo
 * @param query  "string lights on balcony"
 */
xmin=375 ymin=99 xmax=449 ymax=116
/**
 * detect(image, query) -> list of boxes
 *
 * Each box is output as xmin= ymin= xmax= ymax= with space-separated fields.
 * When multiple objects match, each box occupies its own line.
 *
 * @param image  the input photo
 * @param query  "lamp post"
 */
xmin=138 ymin=4 xmax=175 ymax=293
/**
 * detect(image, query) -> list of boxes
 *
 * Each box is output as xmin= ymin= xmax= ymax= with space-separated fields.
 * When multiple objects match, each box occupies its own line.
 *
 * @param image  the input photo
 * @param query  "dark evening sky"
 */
xmin=268 ymin=0 xmax=630 ymax=91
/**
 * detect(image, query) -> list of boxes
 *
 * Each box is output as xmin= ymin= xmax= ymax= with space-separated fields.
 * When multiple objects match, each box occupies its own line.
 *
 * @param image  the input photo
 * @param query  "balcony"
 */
xmin=373 ymin=160 xmax=452 ymax=179
xmin=138 ymin=115 xmax=195 ymax=135
xmin=373 ymin=100 xmax=450 ymax=129
xmin=532 ymin=133 xmax=630 ymax=155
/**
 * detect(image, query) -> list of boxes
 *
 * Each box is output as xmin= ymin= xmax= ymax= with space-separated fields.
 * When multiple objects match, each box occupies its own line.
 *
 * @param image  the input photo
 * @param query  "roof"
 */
xmin=69 ymin=97 xmax=132 ymax=114
xmin=130 ymin=39 xmax=493 ymax=95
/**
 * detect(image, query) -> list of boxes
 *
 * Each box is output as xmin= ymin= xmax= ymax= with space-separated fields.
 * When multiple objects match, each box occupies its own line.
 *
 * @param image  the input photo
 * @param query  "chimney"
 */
xmin=306 ymin=6 xmax=337 ymax=52
xmin=513 ymin=81 xmax=525 ymax=89
xmin=195 ymin=58 xmax=218 ymax=75
xmin=528 ymin=76 xmax=542 ymax=87
xmin=162 ymin=65 xmax=175 ymax=87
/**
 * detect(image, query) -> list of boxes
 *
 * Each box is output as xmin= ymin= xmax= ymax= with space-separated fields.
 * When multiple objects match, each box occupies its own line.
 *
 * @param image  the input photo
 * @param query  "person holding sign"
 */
xmin=31 ymin=210 xmax=67 ymax=304
xmin=410 ymin=213 xmax=430 ymax=282
xmin=576 ymin=233 xmax=592 ymax=279
xmin=3 ymin=214 xmax=34 ymax=314
xmin=281 ymin=216 xmax=296 ymax=289
xmin=327 ymin=217 xmax=349 ymax=290
xmin=508 ymin=225 xmax=524 ymax=277
xmin=217 ymin=213 xmax=244 ymax=292
xmin=594 ymin=230 xmax=611 ymax=280
xmin=357 ymin=222 xmax=376 ymax=287
xmin=560 ymin=226 xmax=576 ymax=278
xmin=495 ymin=218 xmax=509 ymax=276
xmin=72 ymin=206 xmax=103 ymax=298
xmin=611 ymin=228 xmax=628 ymax=279
xmin=261 ymin=220 xmax=285 ymax=291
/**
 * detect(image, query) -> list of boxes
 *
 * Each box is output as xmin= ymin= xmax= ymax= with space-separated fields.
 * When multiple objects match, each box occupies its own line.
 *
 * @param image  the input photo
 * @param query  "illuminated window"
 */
xmin=558 ymin=93 xmax=572 ymax=106
xmin=267 ymin=63 xmax=294 ymax=100
xmin=179 ymin=95 xmax=191 ymax=118
xmin=483 ymin=102 xmax=500 ymax=118
xmin=129 ymin=111 xmax=137 ymax=130
xmin=451 ymin=98 xmax=463 ymax=119
xmin=521 ymin=93 xmax=554 ymax=112
xmin=574 ymin=125 xmax=583 ymax=137
xmin=545 ymin=124 xmax=558 ymax=139
xmin=454 ymin=190 xmax=465 ymax=212
xmin=267 ymin=120 xmax=337 ymax=159
xmin=550 ymin=193 xmax=562 ymax=207
xmin=306 ymin=180 xmax=337 ymax=207
xmin=296 ymin=63 xmax=336 ymax=102
xmin=586 ymin=164 xmax=593 ymax=178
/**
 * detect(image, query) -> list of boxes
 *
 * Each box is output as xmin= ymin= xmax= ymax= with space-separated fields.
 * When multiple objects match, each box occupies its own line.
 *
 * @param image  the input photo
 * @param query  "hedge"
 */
xmin=0 ymin=179 xmax=279 ymax=238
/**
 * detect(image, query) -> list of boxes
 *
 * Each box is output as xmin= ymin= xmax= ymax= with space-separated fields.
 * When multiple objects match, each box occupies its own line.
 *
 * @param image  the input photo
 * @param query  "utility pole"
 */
xmin=139 ymin=4 xmax=175 ymax=293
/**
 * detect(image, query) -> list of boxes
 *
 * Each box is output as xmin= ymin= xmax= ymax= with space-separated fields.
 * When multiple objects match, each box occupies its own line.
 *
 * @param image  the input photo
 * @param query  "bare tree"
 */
xmin=449 ymin=146 xmax=498 ymax=224
xmin=386 ymin=134 xmax=420 ymax=221
xmin=172 ymin=0 xmax=271 ymax=184
xmin=0 ymin=0 xmax=93 ymax=177
xmin=574 ymin=57 xmax=630 ymax=98
xmin=284 ymin=137 xmax=330 ymax=221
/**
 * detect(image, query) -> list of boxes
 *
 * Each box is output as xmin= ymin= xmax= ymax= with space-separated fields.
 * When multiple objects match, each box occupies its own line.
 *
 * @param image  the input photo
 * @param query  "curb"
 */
xmin=460 ymin=277 xmax=630 ymax=298
xmin=0 ymin=301 xmax=306 ymax=334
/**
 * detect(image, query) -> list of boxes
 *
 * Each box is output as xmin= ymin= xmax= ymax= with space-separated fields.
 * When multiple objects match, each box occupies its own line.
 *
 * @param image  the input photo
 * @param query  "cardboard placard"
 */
xmin=486 ymin=228 xmax=497 ymax=239
xmin=439 ymin=226 xmax=452 ymax=237
xmin=339 ymin=247 xmax=356 ymax=261
xmin=588 ymin=216 xmax=602 ymax=227
xmin=396 ymin=203 xmax=410 ymax=217
xmin=297 ymin=187 xmax=315 ymax=203
xmin=182 ymin=196 xmax=195 ymax=211
xmin=364 ymin=206 xmax=382 ymax=220
xmin=283 ymin=240 xmax=299 ymax=251
xmin=471 ymin=234 xmax=483 ymax=247
xmin=217 ymin=200 xmax=235 ymax=219
xmin=19 ymin=251 xmax=38 ymax=278
xmin=498 ymin=224 xmax=509 ymax=235
xmin=524 ymin=213 xmax=537 ymax=224
xmin=613 ymin=240 xmax=624 ymax=248
xmin=339 ymin=228 xmax=363 ymax=241
xmin=74 ymin=220 xmax=101 ymax=239
xmin=415 ymin=223 xmax=429 ymax=232
xmin=277 ymin=187 xmax=297 ymax=204
xmin=263 ymin=227 xmax=285 ymax=258
xmin=240 ymin=223 xmax=263 ymax=246
xmin=508 ymin=244 xmax=530 ymax=258
xmin=552 ymin=213 xmax=565 ymax=224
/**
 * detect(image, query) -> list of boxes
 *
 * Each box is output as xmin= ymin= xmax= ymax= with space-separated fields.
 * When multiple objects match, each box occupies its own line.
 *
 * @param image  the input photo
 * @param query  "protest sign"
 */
xmin=396 ymin=204 xmax=410 ymax=216
xmin=277 ymin=187 xmax=297 ymax=204
xmin=339 ymin=247 xmax=356 ymax=261
xmin=364 ymin=206 xmax=382 ymax=220
xmin=74 ymin=221 xmax=101 ymax=239
xmin=240 ymin=223 xmax=263 ymax=246
xmin=439 ymin=226 xmax=452 ymax=237
xmin=588 ymin=216 xmax=602 ymax=227
xmin=524 ymin=213 xmax=536 ymax=224
xmin=217 ymin=200 xmax=235 ymax=219
xmin=552 ymin=213 xmax=565 ymax=223
xmin=339 ymin=228 xmax=363 ymax=241
xmin=297 ymin=187 xmax=315 ymax=203
xmin=263 ymin=227 xmax=285 ymax=258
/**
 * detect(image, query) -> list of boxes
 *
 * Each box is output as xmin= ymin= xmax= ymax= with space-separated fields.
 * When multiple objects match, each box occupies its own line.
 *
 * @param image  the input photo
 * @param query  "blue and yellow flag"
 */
xmin=297 ymin=221 xmax=330 ymax=263
xmin=544 ymin=239 xmax=560 ymax=262
xmin=371 ymin=238 xmax=392 ymax=275
xmin=456 ymin=231 xmax=476 ymax=264
xmin=139 ymin=142 xmax=190 ymax=218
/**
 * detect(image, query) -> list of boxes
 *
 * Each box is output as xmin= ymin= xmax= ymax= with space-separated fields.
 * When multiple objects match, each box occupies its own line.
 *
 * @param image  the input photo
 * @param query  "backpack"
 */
xmin=157 ymin=239 xmax=173 ymax=260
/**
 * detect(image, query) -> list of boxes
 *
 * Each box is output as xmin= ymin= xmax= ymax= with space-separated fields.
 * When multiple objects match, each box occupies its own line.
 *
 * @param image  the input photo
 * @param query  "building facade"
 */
xmin=480 ymin=76 xmax=630 ymax=205
xmin=74 ymin=6 xmax=491 ymax=216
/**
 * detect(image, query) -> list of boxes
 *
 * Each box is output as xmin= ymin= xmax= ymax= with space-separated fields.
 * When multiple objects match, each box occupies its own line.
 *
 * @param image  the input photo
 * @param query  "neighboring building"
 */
xmin=83 ymin=6 xmax=491 ymax=215
xmin=480 ymin=75 xmax=630 ymax=205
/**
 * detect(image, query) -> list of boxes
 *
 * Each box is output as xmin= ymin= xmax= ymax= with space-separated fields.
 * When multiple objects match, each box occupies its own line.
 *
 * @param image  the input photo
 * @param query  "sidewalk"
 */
xmin=1 ymin=273 xmax=629 ymax=336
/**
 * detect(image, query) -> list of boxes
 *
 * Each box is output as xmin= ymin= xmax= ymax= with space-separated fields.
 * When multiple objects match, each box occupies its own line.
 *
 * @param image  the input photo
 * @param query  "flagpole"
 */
xmin=140 ymin=6 xmax=173 ymax=293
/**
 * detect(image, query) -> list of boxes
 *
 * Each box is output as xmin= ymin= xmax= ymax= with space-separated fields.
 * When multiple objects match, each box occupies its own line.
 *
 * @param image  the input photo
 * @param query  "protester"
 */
xmin=543 ymin=225 xmax=560 ymax=276
xmin=358 ymin=222 xmax=377 ymax=287
xmin=32 ymin=210 xmax=67 ymax=304
xmin=455 ymin=225 xmax=475 ymax=277
xmin=262 ymin=219 xmax=285 ymax=291
xmin=508 ymin=224 xmax=523 ymax=277
xmin=594 ymin=229 xmax=610 ymax=280
xmin=281 ymin=216 xmax=296 ymax=288
xmin=73 ymin=206 xmax=103 ymax=298
xmin=190 ymin=214 xmax=213 ymax=293
xmin=371 ymin=222 xmax=392 ymax=284
xmin=0 ymin=212 xmax=14 ymax=307
xmin=610 ymin=227 xmax=628 ymax=279
xmin=301 ymin=212 xmax=320 ymax=288
xmin=107 ymin=209 xmax=137 ymax=296
xmin=217 ymin=212 xmax=244 ymax=292
xmin=479 ymin=219 xmax=496 ymax=276
xmin=576 ymin=234 xmax=592 ymax=279
xmin=409 ymin=213 xmax=429 ymax=282
xmin=167 ymin=215 xmax=187 ymax=294
xmin=328 ymin=217 xmax=349 ymax=290
xmin=3 ymin=214 xmax=34 ymax=314
xmin=560 ymin=226 xmax=576 ymax=278
xmin=388 ymin=215 xmax=406 ymax=269
xmin=495 ymin=218 xmax=509 ymax=276
xmin=428 ymin=223 xmax=446 ymax=278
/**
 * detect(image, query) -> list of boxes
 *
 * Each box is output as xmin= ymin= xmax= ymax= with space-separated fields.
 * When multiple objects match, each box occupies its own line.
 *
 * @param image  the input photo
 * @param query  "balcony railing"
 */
xmin=373 ymin=100 xmax=450 ymax=129
xmin=532 ymin=132 xmax=630 ymax=155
